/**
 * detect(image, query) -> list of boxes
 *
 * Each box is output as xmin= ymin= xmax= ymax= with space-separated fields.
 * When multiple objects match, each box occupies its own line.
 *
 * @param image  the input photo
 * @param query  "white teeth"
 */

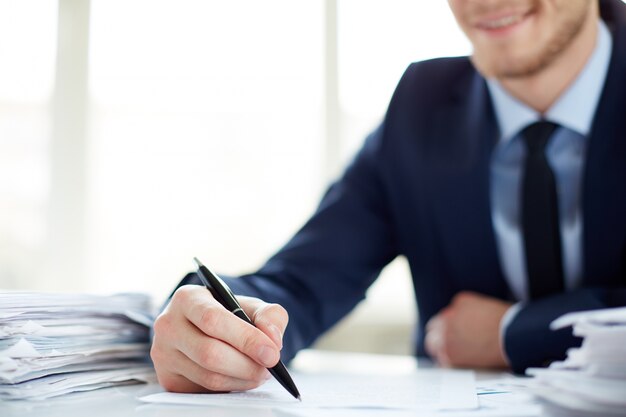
xmin=482 ymin=14 xmax=524 ymax=29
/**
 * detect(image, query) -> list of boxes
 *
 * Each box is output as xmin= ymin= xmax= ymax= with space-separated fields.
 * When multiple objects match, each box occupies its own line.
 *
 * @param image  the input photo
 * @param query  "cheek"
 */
xmin=446 ymin=0 xmax=471 ymax=33
xmin=446 ymin=0 xmax=461 ymax=18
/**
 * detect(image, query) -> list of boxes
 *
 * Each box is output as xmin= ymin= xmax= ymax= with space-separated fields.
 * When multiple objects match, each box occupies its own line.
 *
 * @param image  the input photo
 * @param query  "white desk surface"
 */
xmin=0 ymin=350 xmax=532 ymax=417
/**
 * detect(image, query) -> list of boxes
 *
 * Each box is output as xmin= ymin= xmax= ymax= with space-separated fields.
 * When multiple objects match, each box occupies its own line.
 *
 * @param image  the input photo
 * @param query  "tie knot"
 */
xmin=521 ymin=121 xmax=558 ymax=155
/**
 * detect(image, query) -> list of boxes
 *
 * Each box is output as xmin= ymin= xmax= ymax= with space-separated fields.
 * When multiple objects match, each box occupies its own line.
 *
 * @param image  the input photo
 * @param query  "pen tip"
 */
xmin=297 ymin=395 xmax=302 ymax=402
xmin=193 ymin=257 xmax=202 ymax=267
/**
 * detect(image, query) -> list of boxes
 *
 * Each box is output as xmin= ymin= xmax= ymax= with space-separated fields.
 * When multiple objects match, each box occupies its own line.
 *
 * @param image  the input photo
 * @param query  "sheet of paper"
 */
xmin=139 ymin=369 xmax=477 ymax=411
xmin=0 ymin=291 xmax=154 ymax=399
xmin=527 ymin=307 xmax=626 ymax=416
xmin=0 ymin=366 xmax=156 ymax=400
xmin=271 ymin=403 xmax=540 ymax=417
xmin=550 ymin=306 xmax=626 ymax=330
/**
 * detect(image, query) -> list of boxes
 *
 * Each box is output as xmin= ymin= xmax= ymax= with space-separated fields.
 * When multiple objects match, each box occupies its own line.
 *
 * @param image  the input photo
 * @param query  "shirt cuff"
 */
xmin=499 ymin=301 xmax=524 ymax=367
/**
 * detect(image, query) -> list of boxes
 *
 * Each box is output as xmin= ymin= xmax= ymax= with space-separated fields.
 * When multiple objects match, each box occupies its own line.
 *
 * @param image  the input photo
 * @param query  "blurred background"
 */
xmin=0 ymin=0 xmax=470 ymax=354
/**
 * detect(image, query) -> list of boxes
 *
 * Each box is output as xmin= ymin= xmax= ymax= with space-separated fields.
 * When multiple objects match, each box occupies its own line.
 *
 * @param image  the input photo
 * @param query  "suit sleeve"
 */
xmin=504 ymin=287 xmax=626 ymax=374
xmin=173 ymin=125 xmax=399 ymax=362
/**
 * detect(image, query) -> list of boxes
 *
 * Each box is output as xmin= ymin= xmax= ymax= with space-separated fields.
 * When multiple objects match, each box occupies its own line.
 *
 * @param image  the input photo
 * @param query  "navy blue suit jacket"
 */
xmin=176 ymin=0 xmax=626 ymax=373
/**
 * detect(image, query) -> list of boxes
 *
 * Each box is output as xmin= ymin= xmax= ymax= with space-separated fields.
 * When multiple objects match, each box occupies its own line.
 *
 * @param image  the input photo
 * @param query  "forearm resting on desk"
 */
xmin=504 ymin=287 xmax=626 ymax=374
xmin=424 ymin=291 xmax=512 ymax=369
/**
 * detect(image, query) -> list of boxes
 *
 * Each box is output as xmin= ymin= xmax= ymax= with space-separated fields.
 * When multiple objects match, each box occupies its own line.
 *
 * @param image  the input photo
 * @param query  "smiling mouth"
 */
xmin=475 ymin=9 xmax=534 ymax=32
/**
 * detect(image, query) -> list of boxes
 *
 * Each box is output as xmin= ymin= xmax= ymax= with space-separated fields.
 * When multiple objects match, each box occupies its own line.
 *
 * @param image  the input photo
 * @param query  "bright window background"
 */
xmin=0 ymin=0 xmax=57 ymax=288
xmin=86 ymin=0 xmax=325 ymax=298
xmin=1 ymin=0 xmax=470 ymax=354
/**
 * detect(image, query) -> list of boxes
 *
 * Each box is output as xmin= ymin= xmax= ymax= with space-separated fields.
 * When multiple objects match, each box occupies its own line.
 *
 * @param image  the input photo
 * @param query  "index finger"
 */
xmin=184 ymin=289 xmax=281 ymax=368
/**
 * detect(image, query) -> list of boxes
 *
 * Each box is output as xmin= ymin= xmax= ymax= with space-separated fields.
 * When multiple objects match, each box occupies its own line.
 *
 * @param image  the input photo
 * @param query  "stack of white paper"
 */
xmin=527 ymin=307 xmax=626 ymax=416
xmin=0 ymin=291 xmax=156 ymax=400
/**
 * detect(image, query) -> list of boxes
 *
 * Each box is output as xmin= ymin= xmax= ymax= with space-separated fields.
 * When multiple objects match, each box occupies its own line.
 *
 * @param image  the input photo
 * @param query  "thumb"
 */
xmin=238 ymin=296 xmax=289 ymax=350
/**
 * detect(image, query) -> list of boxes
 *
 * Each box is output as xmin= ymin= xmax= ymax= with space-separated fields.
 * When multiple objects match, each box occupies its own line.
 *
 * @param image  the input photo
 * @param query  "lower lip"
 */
xmin=477 ymin=13 xmax=532 ymax=38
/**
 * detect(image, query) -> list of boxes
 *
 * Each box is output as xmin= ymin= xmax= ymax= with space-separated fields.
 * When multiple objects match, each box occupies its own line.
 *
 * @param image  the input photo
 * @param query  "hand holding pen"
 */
xmin=150 ymin=261 xmax=298 ymax=397
xmin=193 ymin=258 xmax=300 ymax=399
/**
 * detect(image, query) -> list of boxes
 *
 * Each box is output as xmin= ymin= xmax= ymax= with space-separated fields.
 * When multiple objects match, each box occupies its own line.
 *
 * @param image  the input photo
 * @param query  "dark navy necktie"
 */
xmin=521 ymin=121 xmax=565 ymax=299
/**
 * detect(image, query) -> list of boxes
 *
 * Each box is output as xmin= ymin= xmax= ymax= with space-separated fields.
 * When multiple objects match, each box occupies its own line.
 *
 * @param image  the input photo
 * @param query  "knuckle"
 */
xmin=270 ymin=303 xmax=289 ymax=327
xmin=198 ymin=305 xmax=222 ymax=331
xmin=150 ymin=344 xmax=175 ymax=372
xmin=269 ymin=303 xmax=288 ymax=320
xmin=256 ymin=303 xmax=289 ymax=333
xmin=149 ymin=343 xmax=162 ymax=364
xmin=202 ymin=372 xmax=226 ymax=391
xmin=172 ymin=286 xmax=193 ymax=304
xmin=163 ymin=379 xmax=184 ymax=392
xmin=441 ymin=306 xmax=456 ymax=320
xmin=157 ymin=373 xmax=179 ymax=392
xmin=424 ymin=338 xmax=436 ymax=357
xmin=452 ymin=292 xmax=465 ymax=304
xmin=453 ymin=291 xmax=474 ymax=304
xmin=152 ymin=314 xmax=172 ymax=336
xmin=444 ymin=352 xmax=458 ymax=366
xmin=440 ymin=337 xmax=451 ymax=354
xmin=197 ymin=343 xmax=222 ymax=369
xmin=239 ymin=330 xmax=261 ymax=355
xmin=253 ymin=301 xmax=284 ymax=320
xmin=426 ymin=314 xmax=439 ymax=330
xmin=247 ymin=378 xmax=265 ymax=390
xmin=440 ymin=335 xmax=455 ymax=359
xmin=249 ymin=366 xmax=268 ymax=383
xmin=438 ymin=309 xmax=451 ymax=322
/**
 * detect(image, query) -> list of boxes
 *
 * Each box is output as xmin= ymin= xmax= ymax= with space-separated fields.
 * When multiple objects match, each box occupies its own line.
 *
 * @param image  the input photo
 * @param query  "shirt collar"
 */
xmin=486 ymin=20 xmax=613 ymax=142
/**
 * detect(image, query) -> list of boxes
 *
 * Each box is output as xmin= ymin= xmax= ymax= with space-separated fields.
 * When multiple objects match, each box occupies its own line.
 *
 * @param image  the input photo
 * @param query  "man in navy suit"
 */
xmin=151 ymin=0 xmax=626 ymax=393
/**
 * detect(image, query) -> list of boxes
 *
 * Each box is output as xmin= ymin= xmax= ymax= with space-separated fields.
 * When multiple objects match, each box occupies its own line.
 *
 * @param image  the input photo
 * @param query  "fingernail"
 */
xmin=258 ymin=345 xmax=277 ymax=367
xmin=267 ymin=324 xmax=283 ymax=350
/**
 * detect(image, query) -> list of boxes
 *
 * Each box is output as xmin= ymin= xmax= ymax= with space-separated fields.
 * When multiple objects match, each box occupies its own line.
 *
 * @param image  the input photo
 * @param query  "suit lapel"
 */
xmin=429 ymin=72 xmax=512 ymax=299
xmin=583 ymin=23 xmax=626 ymax=286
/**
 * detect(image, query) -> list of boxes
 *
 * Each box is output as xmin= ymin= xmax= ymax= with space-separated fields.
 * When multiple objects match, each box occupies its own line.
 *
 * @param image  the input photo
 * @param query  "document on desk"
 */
xmin=139 ymin=369 xmax=477 ymax=411
xmin=0 ymin=291 xmax=154 ymax=400
xmin=526 ymin=307 xmax=626 ymax=416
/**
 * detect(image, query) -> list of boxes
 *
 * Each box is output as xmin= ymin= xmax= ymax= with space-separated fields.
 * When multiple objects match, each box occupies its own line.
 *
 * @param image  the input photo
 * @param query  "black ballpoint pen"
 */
xmin=193 ymin=257 xmax=301 ymax=401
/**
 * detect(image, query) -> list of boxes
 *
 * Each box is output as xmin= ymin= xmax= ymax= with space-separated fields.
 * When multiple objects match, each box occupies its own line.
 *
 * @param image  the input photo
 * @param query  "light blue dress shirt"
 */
xmin=488 ymin=20 xmax=612 ymax=304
